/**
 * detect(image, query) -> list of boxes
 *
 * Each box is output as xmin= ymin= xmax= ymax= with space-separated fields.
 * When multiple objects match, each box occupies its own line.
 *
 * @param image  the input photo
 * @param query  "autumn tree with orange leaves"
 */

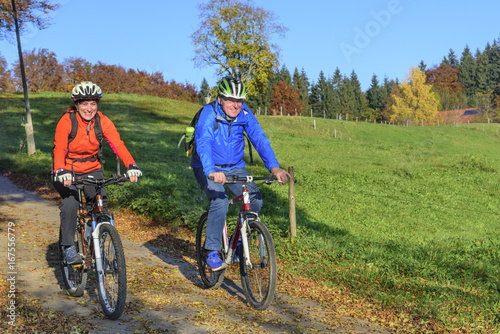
xmin=0 ymin=0 xmax=59 ymax=42
xmin=425 ymin=63 xmax=466 ymax=110
xmin=270 ymin=81 xmax=304 ymax=115
xmin=11 ymin=48 xmax=64 ymax=92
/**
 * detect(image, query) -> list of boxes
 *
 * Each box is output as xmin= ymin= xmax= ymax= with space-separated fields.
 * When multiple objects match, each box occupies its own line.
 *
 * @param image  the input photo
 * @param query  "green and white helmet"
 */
xmin=217 ymin=77 xmax=247 ymax=99
xmin=71 ymin=81 xmax=103 ymax=101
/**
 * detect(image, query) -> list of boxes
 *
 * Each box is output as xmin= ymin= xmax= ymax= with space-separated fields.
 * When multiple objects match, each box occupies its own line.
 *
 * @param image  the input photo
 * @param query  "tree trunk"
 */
xmin=12 ymin=0 xmax=36 ymax=155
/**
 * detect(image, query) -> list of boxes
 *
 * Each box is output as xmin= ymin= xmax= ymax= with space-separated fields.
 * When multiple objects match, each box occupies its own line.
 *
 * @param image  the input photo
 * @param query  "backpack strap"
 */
xmin=67 ymin=112 xmax=104 ymax=164
xmin=68 ymin=111 xmax=78 ymax=144
xmin=93 ymin=113 xmax=104 ymax=163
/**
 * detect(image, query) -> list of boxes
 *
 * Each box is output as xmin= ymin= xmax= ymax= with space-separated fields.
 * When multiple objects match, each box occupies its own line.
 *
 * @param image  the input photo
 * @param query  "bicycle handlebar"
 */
xmin=73 ymin=174 xmax=130 ymax=187
xmin=209 ymin=174 xmax=296 ymax=185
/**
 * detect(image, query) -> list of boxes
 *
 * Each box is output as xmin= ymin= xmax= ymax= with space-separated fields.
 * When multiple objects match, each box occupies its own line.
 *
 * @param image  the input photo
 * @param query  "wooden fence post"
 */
xmin=288 ymin=166 xmax=296 ymax=238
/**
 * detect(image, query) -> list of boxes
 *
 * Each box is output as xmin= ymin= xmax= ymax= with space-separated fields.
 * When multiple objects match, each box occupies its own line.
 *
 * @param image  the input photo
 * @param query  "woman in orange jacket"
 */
xmin=53 ymin=81 xmax=142 ymax=264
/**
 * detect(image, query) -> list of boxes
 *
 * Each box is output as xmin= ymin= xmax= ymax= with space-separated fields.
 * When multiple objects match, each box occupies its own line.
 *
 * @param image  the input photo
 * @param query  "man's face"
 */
xmin=219 ymin=96 xmax=243 ymax=118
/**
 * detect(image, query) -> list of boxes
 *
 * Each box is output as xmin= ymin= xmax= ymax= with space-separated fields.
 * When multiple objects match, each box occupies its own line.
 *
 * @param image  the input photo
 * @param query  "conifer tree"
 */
xmin=447 ymin=49 xmax=459 ymax=67
xmin=475 ymin=47 xmax=489 ymax=93
xmin=292 ymin=67 xmax=310 ymax=112
xmin=418 ymin=60 xmax=427 ymax=72
xmin=458 ymin=45 xmax=477 ymax=104
xmin=366 ymin=74 xmax=385 ymax=111
xmin=332 ymin=68 xmax=343 ymax=92
xmin=339 ymin=76 xmax=355 ymax=119
xmin=198 ymin=78 xmax=211 ymax=105
xmin=277 ymin=64 xmax=292 ymax=84
xmin=487 ymin=39 xmax=500 ymax=94
xmin=309 ymin=71 xmax=338 ymax=118
xmin=349 ymin=70 xmax=367 ymax=118
xmin=309 ymin=71 xmax=328 ymax=117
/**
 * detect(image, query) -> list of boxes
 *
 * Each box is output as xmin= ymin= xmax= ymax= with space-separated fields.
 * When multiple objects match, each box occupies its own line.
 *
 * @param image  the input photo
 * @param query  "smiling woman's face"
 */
xmin=77 ymin=100 xmax=98 ymax=121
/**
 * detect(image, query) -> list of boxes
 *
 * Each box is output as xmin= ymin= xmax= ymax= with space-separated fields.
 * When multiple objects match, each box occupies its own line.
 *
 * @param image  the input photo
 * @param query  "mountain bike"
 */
xmin=59 ymin=174 xmax=128 ymax=320
xmin=195 ymin=174 xmax=280 ymax=310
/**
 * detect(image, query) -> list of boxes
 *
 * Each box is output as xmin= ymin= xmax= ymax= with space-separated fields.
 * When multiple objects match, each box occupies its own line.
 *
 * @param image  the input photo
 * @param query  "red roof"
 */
xmin=439 ymin=108 xmax=478 ymax=124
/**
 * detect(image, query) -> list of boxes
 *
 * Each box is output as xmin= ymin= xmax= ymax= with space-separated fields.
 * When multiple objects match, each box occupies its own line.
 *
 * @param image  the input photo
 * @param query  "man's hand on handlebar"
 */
xmin=209 ymin=172 xmax=226 ymax=184
xmin=270 ymin=167 xmax=291 ymax=185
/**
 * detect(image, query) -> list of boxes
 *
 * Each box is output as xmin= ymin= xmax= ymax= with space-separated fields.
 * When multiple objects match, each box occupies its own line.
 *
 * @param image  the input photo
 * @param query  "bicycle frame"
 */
xmin=61 ymin=173 xmax=129 ymax=319
xmin=197 ymin=173 xmax=284 ymax=309
xmin=222 ymin=176 xmax=265 ymax=268
xmin=76 ymin=181 xmax=115 ymax=273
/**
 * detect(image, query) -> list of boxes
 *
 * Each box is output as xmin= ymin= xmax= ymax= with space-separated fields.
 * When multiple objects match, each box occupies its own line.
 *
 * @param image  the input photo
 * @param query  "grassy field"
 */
xmin=2 ymin=92 xmax=500 ymax=332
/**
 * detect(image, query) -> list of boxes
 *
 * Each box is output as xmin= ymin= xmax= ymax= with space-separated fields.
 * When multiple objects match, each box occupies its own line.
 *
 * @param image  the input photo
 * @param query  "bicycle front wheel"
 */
xmin=96 ymin=223 xmax=127 ymax=320
xmin=239 ymin=219 xmax=277 ymax=310
xmin=196 ymin=212 xmax=226 ymax=289
xmin=60 ymin=224 xmax=88 ymax=297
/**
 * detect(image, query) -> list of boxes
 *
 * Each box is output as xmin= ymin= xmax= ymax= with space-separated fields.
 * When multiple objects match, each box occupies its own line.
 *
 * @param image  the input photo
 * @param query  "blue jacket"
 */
xmin=192 ymin=100 xmax=280 ymax=177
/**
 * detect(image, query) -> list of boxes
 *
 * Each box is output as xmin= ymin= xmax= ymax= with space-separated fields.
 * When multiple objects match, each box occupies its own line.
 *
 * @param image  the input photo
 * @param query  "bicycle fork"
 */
xmin=91 ymin=214 xmax=115 ymax=306
xmin=222 ymin=216 xmax=257 ymax=268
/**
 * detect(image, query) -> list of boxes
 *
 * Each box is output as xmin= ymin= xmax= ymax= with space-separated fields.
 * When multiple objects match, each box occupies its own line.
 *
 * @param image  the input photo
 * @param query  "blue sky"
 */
xmin=1 ymin=0 xmax=499 ymax=92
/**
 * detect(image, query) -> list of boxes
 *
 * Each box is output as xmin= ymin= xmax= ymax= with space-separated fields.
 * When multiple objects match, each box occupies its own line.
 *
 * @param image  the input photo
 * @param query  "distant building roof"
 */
xmin=439 ymin=108 xmax=479 ymax=124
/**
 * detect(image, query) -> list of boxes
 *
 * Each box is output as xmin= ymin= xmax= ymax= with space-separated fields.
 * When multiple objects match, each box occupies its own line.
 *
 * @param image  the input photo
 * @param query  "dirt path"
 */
xmin=0 ymin=174 xmax=390 ymax=333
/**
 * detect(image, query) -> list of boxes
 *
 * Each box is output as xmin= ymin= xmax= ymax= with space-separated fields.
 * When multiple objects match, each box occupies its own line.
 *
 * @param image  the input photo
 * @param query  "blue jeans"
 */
xmin=193 ymin=167 xmax=263 ymax=251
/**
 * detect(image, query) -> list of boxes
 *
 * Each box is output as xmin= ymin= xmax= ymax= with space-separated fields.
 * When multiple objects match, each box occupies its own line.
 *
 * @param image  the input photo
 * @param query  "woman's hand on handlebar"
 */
xmin=209 ymin=172 xmax=226 ymax=184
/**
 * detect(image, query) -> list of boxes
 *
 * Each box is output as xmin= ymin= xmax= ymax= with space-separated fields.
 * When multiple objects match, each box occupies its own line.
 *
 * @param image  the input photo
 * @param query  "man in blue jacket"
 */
xmin=192 ymin=76 xmax=291 ymax=271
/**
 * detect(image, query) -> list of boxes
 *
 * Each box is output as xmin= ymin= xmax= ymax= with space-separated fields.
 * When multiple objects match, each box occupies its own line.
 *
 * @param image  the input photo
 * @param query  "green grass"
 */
xmin=2 ymin=92 xmax=500 ymax=331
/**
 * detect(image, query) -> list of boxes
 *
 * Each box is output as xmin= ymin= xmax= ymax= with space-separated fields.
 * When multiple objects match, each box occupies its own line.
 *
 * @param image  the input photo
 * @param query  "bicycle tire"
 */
xmin=239 ymin=219 xmax=277 ymax=310
xmin=195 ymin=212 xmax=226 ymax=289
xmin=95 ymin=222 xmax=127 ymax=320
xmin=60 ymin=225 xmax=88 ymax=297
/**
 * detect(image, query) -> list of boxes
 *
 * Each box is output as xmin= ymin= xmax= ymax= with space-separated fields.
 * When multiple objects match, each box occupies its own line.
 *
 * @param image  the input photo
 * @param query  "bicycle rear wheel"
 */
xmin=239 ymin=219 xmax=277 ymax=310
xmin=196 ymin=212 xmax=226 ymax=289
xmin=60 ymin=224 xmax=88 ymax=297
xmin=96 ymin=222 xmax=127 ymax=320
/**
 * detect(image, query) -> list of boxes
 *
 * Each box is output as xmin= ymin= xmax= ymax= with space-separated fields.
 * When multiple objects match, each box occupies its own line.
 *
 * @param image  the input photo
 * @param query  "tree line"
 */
xmin=197 ymin=36 xmax=500 ymax=125
xmin=2 ymin=1 xmax=499 ymax=126
xmin=0 ymin=48 xmax=198 ymax=103
xmin=1 ymin=39 xmax=500 ymax=125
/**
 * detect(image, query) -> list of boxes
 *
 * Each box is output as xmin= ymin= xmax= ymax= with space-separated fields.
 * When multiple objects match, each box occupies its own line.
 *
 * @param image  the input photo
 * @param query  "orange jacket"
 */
xmin=53 ymin=111 xmax=136 ymax=174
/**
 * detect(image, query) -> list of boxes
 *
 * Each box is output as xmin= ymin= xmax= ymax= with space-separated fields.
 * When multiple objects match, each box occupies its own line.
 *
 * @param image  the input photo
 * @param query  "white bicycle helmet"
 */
xmin=71 ymin=81 xmax=103 ymax=101
xmin=217 ymin=77 xmax=247 ymax=99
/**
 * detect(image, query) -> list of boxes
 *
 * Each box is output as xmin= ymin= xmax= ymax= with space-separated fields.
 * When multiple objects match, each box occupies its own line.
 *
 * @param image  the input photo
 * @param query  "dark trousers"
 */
xmin=53 ymin=169 xmax=107 ymax=246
